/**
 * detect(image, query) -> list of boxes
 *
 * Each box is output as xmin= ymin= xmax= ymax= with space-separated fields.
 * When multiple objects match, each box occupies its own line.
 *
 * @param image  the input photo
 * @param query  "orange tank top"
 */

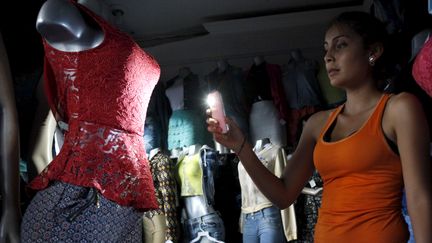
xmin=313 ymin=94 xmax=409 ymax=243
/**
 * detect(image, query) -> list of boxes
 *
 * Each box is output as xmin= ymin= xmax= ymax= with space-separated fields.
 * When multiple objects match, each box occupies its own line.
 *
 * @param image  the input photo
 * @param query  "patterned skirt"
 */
xmin=21 ymin=181 xmax=143 ymax=242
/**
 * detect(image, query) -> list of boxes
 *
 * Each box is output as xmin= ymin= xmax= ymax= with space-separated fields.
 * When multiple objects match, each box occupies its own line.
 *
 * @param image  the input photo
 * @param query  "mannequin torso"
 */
xmin=179 ymin=144 xmax=217 ymax=219
xmin=22 ymin=0 xmax=160 ymax=241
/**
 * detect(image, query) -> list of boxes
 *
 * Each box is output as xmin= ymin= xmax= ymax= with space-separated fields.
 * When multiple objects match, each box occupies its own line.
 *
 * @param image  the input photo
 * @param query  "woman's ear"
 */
xmin=368 ymin=42 xmax=384 ymax=61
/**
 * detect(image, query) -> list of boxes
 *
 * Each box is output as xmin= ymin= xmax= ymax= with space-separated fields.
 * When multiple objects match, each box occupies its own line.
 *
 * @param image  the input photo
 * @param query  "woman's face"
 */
xmin=323 ymin=24 xmax=372 ymax=89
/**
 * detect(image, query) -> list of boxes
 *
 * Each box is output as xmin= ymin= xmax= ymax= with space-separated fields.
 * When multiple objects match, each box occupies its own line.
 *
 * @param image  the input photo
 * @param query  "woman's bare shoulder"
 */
xmin=304 ymin=108 xmax=337 ymax=138
xmin=387 ymin=92 xmax=423 ymax=115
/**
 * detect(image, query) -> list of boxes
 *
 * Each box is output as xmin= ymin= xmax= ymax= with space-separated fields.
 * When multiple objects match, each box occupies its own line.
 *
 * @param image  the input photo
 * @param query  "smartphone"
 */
xmin=207 ymin=90 xmax=228 ymax=134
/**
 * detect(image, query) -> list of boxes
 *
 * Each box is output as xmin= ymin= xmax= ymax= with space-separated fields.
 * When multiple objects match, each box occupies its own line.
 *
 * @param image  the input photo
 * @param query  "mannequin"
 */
xmin=282 ymin=49 xmax=324 ymax=146
xmin=36 ymin=0 xmax=104 ymax=52
xmin=179 ymin=66 xmax=191 ymax=79
xmin=238 ymin=138 xmax=296 ymax=242
xmin=143 ymin=147 xmax=179 ymax=243
xmin=290 ymin=49 xmax=303 ymax=62
xmin=254 ymin=138 xmax=271 ymax=152
xmin=282 ymin=48 xmax=323 ymax=109
xmin=245 ymin=56 xmax=289 ymax=147
xmin=205 ymin=59 xmax=249 ymax=152
xmin=253 ymin=55 xmax=265 ymax=66
xmin=217 ymin=59 xmax=228 ymax=73
xmin=21 ymin=0 xmax=160 ymax=241
xmin=180 ymin=144 xmax=214 ymax=219
xmin=144 ymin=81 xmax=172 ymax=154
xmin=0 ymin=31 xmax=21 ymax=243
xmin=410 ymin=29 xmax=431 ymax=61
xmin=249 ymin=100 xmax=287 ymax=147
xmin=166 ymin=67 xmax=213 ymax=151
xmin=27 ymin=77 xmax=57 ymax=181
xmin=176 ymin=144 xmax=225 ymax=242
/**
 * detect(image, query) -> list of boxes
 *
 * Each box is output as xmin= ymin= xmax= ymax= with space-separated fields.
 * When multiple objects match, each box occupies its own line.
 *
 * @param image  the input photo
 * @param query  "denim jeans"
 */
xmin=242 ymin=206 xmax=285 ymax=243
xmin=183 ymin=212 xmax=225 ymax=243
xmin=200 ymin=147 xmax=218 ymax=206
xmin=144 ymin=117 xmax=163 ymax=154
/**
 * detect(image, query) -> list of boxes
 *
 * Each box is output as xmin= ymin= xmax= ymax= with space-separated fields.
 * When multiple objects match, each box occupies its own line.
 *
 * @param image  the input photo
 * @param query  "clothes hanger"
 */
xmin=189 ymin=230 xmax=225 ymax=243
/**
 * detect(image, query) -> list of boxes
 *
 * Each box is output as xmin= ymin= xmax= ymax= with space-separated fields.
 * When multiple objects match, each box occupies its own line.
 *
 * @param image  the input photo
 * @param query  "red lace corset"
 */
xmin=29 ymin=1 xmax=160 ymax=210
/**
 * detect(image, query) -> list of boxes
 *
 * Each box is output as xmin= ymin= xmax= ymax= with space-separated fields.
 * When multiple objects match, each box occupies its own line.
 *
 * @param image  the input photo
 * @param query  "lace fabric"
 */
xmin=29 ymin=1 xmax=160 ymax=210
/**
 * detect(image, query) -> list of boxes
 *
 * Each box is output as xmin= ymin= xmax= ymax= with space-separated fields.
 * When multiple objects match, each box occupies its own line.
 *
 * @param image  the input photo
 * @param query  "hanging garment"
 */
xmin=413 ymin=37 xmax=432 ymax=97
xmin=21 ymin=181 xmax=143 ymax=242
xmin=143 ymin=151 xmax=179 ymax=242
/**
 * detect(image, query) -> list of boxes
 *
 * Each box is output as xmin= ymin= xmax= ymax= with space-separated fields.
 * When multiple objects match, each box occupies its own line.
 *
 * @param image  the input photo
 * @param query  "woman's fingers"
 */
xmin=207 ymin=117 xmax=222 ymax=133
xmin=206 ymin=108 xmax=212 ymax=117
xmin=206 ymin=117 xmax=218 ymax=125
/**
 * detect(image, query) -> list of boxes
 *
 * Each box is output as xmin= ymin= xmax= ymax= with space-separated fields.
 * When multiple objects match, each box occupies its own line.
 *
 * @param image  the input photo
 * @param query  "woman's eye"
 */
xmin=336 ymin=42 xmax=347 ymax=50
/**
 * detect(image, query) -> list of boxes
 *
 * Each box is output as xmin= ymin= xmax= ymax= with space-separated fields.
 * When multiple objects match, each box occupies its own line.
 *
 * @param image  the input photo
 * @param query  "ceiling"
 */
xmin=103 ymin=0 xmax=371 ymax=47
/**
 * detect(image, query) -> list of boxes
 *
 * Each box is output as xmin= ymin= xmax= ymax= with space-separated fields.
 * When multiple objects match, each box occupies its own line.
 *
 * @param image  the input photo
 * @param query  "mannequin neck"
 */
xmin=178 ymin=67 xmax=192 ymax=79
xmin=254 ymin=56 xmax=265 ymax=66
xmin=149 ymin=148 xmax=161 ymax=160
xmin=254 ymin=138 xmax=271 ymax=151
xmin=36 ymin=0 xmax=104 ymax=52
xmin=291 ymin=49 xmax=304 ymax=62
xmin=217 ymin=60 xmax=228 ymax=73
xmin=411 ymin=29 xmax=431 ymax=60
xmin=186 ymin=144 xmax=202 ymax=155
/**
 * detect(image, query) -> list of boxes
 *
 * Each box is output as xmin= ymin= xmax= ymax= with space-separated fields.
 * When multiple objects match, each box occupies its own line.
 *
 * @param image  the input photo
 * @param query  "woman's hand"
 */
xmin=206 ymin=109 xmax=245 ymax=153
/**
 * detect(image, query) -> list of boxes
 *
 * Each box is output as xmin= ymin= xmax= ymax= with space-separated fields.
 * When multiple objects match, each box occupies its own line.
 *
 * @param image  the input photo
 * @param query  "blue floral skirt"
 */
xmin=21 ymin=181 xmax=143 ymax=242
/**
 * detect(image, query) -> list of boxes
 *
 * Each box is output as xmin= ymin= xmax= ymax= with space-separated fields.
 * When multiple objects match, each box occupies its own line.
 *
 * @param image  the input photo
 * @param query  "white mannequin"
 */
xmin=36 ymin=0 xmax=105 ymax=52
xmin=165 ymin=67 xmax=193 ymax=111
xmin=181 ymin=144 xmax=217 ymax=219
xmin=249 ymin=100 xmax=287 ymax=147
xmin=254 ymin=138 xmax=271 ymax=152
xmin=186 ymin=144 xmax=201 ymax=156
xmin=410 ymin=29 xmax=431 ymax=61
xmin=149 ymin=147 xmax=161 ymax=161
xmin=170 ymin=147 xmax=183 ymax=159
xmin=253 ymin=56 xmax=265 ymax=66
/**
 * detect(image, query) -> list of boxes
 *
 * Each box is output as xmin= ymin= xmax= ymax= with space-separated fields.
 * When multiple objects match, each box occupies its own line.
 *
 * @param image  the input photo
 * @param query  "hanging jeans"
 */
xmin=242 ymin=206 xmax=285 ymax=243
xmin=183 ymin=212 xmax=225 ymax=243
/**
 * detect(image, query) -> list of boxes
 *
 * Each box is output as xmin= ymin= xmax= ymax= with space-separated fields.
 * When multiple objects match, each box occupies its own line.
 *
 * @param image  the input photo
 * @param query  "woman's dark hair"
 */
xmin=328 ymin=11 xmax=396 ymax=90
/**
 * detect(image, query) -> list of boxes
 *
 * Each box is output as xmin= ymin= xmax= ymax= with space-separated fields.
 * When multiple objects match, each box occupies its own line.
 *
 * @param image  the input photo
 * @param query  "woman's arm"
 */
xmin=390 ymin=92 xmax=432 ymax=243
xmin=0 ymin=32 xmax=21 ymax=243
xmin=208 ymin=111 xmax=327 ymax=209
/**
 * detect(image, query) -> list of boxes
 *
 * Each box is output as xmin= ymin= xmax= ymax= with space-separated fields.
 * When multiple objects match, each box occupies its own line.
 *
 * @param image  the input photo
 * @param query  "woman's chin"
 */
xmin=329 ymin=78 xmax=343 ymax=88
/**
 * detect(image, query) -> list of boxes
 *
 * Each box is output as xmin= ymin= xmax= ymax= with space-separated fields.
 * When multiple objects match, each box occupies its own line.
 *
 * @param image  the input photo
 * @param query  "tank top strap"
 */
xmin=365 ymin=93 xmax=391 ymax=131
xmin=318 ymin=104 xmax=344 ymax=139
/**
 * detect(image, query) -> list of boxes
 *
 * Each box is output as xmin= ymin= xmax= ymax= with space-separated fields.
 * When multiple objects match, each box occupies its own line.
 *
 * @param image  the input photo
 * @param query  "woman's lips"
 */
xmin=327 ymin=68 xmax=339 ymax=77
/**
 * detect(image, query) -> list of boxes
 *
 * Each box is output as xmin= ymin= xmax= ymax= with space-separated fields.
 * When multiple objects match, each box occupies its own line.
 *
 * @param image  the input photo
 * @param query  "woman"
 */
xmin=207 ymin=11 xmax=432 ymax=242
